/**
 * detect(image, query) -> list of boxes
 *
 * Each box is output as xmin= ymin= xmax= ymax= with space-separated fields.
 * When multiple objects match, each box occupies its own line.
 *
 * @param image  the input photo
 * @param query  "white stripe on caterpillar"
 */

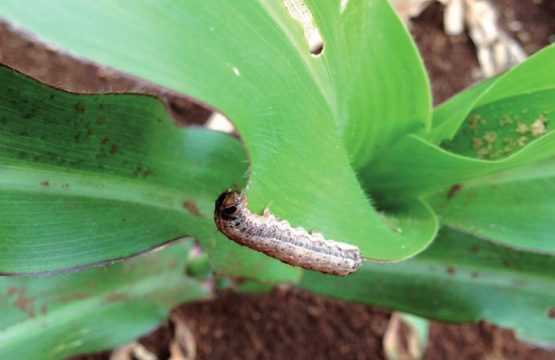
xmin=214 ymin=191 xmax=361 ymax=276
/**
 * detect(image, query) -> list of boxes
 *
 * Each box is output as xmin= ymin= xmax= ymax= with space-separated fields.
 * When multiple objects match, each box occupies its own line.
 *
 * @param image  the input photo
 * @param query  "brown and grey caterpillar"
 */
xmin=214 ymin=191 xmax=362 ymax=276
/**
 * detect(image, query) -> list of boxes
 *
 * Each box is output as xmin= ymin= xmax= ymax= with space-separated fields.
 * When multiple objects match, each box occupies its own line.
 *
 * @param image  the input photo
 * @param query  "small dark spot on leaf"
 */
xmin=110 ymin=144 xmax=119 ymax=155
xmin=19 ymin=130 xmax=29 ymax=136
xmin=74 ymin=102 xmax=86 ymax=113
xmin=501 ymin=259 xmax=522 ymax=270
xmin=74 ymin=133 xmax=81 ymax=142
xmin=446 ymin=266 xmax=456 ymax=275
xmin=15 ymin=299 xmax=35 ymax=317
xmin=59 ymin=291 xmax=90 ymax=303
xmin=469 ymin=245 xmax=479 ymax=253
xmin=105 ymin=293 xmax=129 ymax=302
xmin=447 ymin=184 xmax=463 ymax=199
xmin=122 ymin=218 xmax=127 ymax=223
xmin=66 ymin=200 xmax=81 ymax=208
xmin=101 ymin=137 xmax=109 ymax=145
xmin=62 ymin=183 xmax=70 ymax=189
xmin=6 ymin=286 xmax=18 ymax=297
xmin=13 ymin=288 xmax=35 ymax=317
xmin=167 ymin=259 xmax=177 ymax=270
xmin=40 ymin=180 xmax=49 ymax=187
xmin=512 ymin=279 xmax=528 ymax=287
xmin=143 ymin=169 xmax=153 ymax=177
xmin=49 ymin=94 xmax=55 ymax=100
xmin=183 ymin=200 xmax=204 ymax=217
xmin=470 ymin=272 xmax=479 ymax=278
xmin=548 ymin=309 xmax=555 ymax=319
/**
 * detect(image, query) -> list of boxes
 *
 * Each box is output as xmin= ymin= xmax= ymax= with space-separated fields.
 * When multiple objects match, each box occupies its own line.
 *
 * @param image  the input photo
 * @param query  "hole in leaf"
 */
xmin=284 ymin=0 xmax=324 ymax=56
xmin=206 ymin=112 xmax=235 ymax=134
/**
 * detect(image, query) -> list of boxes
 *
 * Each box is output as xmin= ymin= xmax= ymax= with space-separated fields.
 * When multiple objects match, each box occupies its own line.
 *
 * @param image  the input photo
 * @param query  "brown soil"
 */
xmin=411 ymin=1 xmax=481 ymax=105
xmin=175 ymin=289 xmax=390 ymax=360
xmin=75 ymin=289 xmax=555 ymax=360
xmin=1 ymin=1 xmax=554 ymax=359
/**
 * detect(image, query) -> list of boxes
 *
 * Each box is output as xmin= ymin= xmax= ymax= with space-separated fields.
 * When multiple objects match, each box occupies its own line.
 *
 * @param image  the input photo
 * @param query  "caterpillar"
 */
xmin=214 ymin=191 xmax=362 ymax=276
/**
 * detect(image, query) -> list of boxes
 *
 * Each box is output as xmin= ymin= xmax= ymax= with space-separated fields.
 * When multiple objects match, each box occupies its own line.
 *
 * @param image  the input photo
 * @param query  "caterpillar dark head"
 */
xmin=214 ymin=191 xmax=245 ymax=222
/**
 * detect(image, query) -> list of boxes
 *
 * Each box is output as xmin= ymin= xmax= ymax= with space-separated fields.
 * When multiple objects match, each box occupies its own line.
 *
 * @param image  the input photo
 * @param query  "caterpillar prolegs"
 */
xmin=214 ymin=191 xmax=362 ymax=276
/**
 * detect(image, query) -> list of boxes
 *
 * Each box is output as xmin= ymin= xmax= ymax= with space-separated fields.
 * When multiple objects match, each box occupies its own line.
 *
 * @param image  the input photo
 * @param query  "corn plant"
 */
xmin=0 ymin=0 xmax=554 ymax=358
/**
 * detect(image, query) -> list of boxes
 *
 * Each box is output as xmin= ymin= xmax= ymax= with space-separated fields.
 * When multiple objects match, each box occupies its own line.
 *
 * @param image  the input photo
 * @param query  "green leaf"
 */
xmin=364 ymin=80 xmax=555 ymax=255
xmin=424 ymin=89 xmax=555 ymax=254
xmin=427 ymin=172 xmax=555 ymax=254
xmin=300 ymin=228 xmax=555 ymax=347
xmin=0 ymin=0 xmax=434 ymax=260
xmin=430 ymin=76 xmax=500 ymax=142
xmin=363 ymin=131 xmax=555 ymax=197
xmin=0 ymin=241 xmax=207 ymax=360
xmin=373 ymin=198 xmax=438 ymax=259
xmin=441 ymin=89 xmax=554 ymax=159
xmin=430 ymin=45 xmax=555 ymax=143
xmin=0 ymin=65 xmax=300 ymax=281
xmin=476 ymin=45 xmax=555 ymax=105
xmin=372 ymin=47 xmax=555 ymax=202
xmin=305 ymin=0 xmax=432 ymax=167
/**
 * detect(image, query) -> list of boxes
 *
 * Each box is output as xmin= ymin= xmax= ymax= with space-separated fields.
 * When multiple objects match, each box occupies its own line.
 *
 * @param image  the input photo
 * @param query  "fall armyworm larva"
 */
xmin=214 ymin=191 xmax=362 ymax=276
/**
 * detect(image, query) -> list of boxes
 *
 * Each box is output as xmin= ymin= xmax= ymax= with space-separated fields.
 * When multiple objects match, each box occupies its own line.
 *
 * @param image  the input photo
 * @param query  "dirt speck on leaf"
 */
xmin=183 ymin=200 xmax=204 ymax=217
xmin=58 ymin=291 xmax=91 ymax=304
xmin=12 ymin=288 xmax=35 ymax=317
xmin=105 ymin=293 xmax=129 ymax=302
xmin=447 ymin=184 xmax=463 ymax=199
xmin=74 ymin=102 xmax=86 ymax=113
xmin=6 ymin=286 xmax=18 ymax=297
